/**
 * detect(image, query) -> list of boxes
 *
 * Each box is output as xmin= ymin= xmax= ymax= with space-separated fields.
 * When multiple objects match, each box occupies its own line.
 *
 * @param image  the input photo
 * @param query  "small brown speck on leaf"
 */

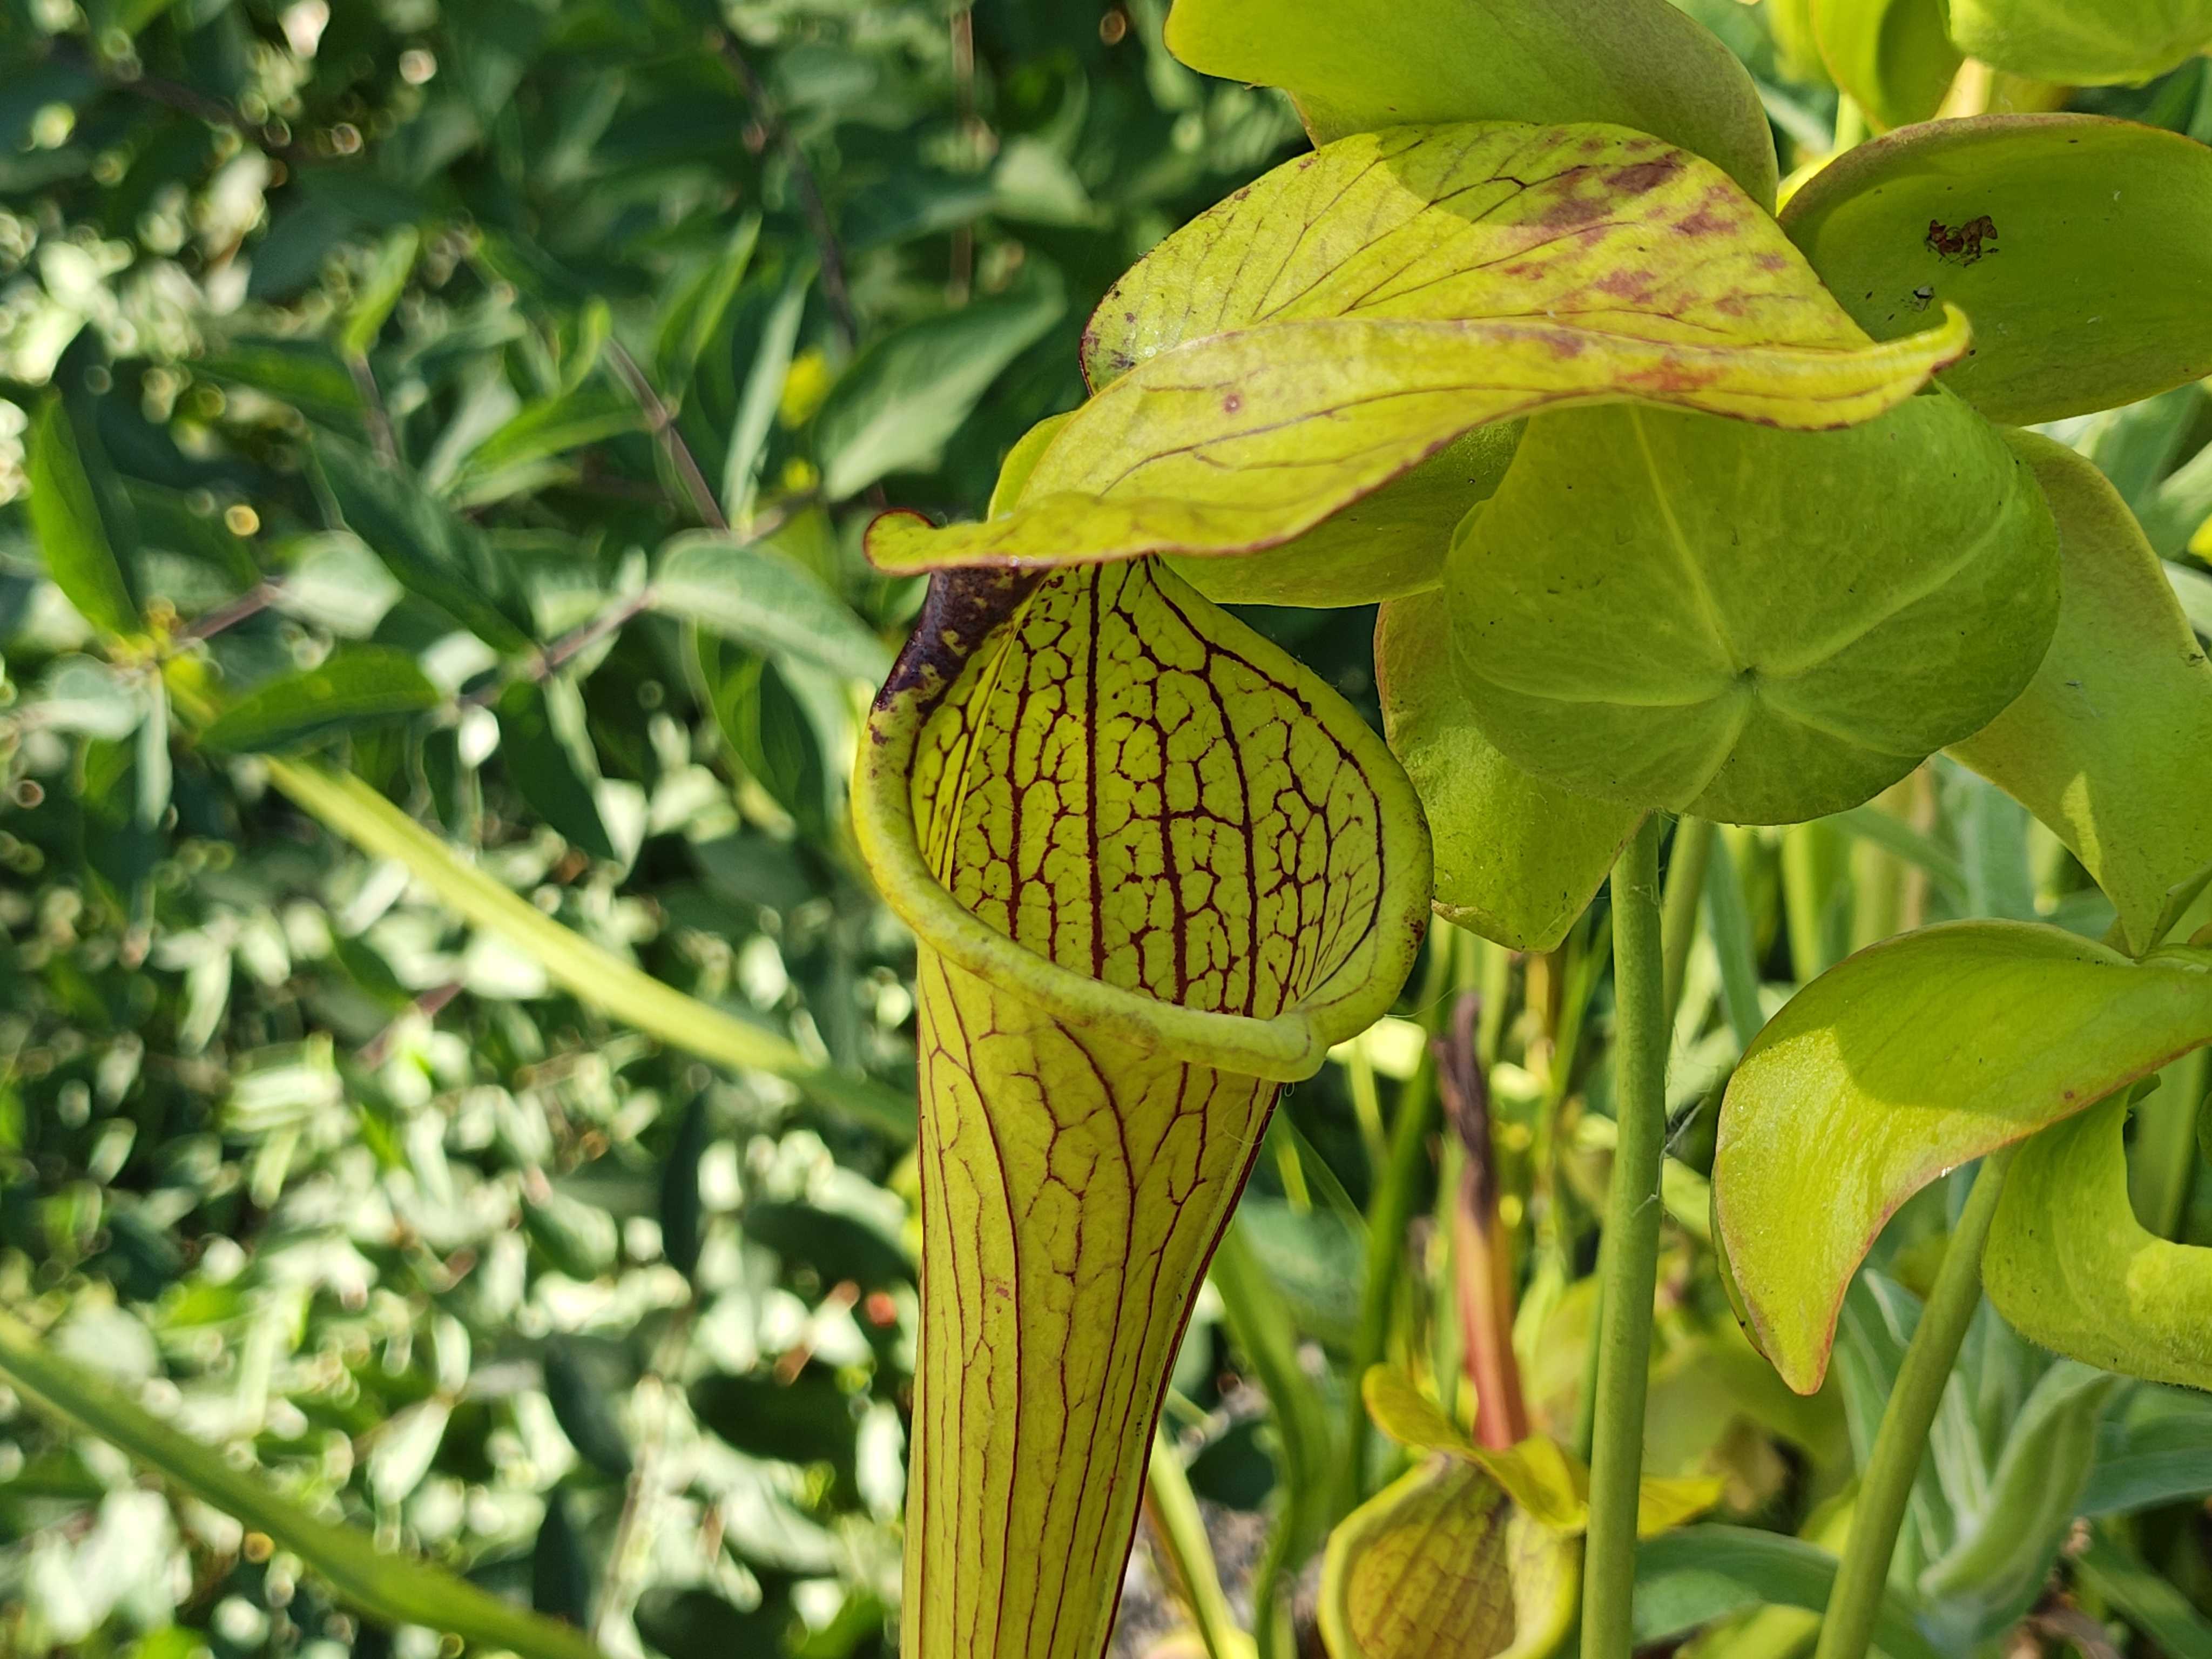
xmin=1926 ymin=215 xmax=1998 ymax=265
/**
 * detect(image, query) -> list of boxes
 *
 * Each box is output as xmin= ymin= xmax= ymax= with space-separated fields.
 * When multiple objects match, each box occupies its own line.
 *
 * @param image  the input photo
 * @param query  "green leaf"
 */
xmin=542 ymin=1339 xmax=633 ymax=1479
xmin=1782 ymin=115 xmax=2212 ymax=425
xmin=314 ymin=432 xmax=534 ymax=652
xmin=1318 ymin=1455 xmax=1581 ymax=1659
xmin=869 ymin=122 xmax=1968 ymax=579
xmin=658 ymin=1095 xmax=710 ymax=1282
xmin=26 ymin=397 xmax=138 ymax=639
xmin=650 ymin=533 xmax=892 ymax=682
xmin=1162 ymin=0 xmax=1779 ymax=208
xmin=0 ymin=1311 xmax=607 ymax=1659
xmin=689 ymin=1370 xmax=858 ymax=1481
xmin=1631 ymin=1525 xmax=1943 ymax=1659
xmin=448 ymin=386 xmax=645 ymax=505
xmin=813 ymin=276 xmax=1063 ymax=500
xmin=199 ymin=648 xmax=441 ymax=754
xmin=338 ymin=226 xmax=420 ymax=360
xmin=497 ymin=678 xmax=618 ymax=863
xmin=1442 ymin=394 xmax=2059 ymax=825
xmin=1943 ymin=0 xmax=2212 ymax=83
xmin=22 ymin=656 xmax=145 ymax=740
xmin=198 ymin=340 xmax=363 ymax=423
xmin=1808 ymin=0 xmax=1960 ymax=132
xmin=1375 ymin=595 xmax=1642 ymax=950
xmin=1917 ymin=1361 xmax=2120 ymax=1642
xmin=1950 ymin=432 xmax=2212 ymax=954
xmin=721 ymin=267 xmax=812 ymax=527
xmin=653 ymin=213 xmax=760 ymax=390
xmin=1986 ymin=1095 xmax=2212 ymax=1390
xmin=2081 ymin=1385 xmax=2212 ymax=1515
xmin=2076 ymin=1528 xmax=2212 ymax=1659
xmin=262 ymin=758 xmax=914 ymax=1137
xmin=1712 ymin=922 xmax=2212 ymax=1393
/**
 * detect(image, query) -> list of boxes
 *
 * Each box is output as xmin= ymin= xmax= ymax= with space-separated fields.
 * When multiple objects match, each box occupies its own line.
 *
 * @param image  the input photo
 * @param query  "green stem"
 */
xmin=1144 ymin=1433 xmax=1251 ymax=1659
xmin=1580 ymin=815 xmax=1668 ymax=1659
xmin=2132 ymin=1048 xmax=2207 ymax=1241
xmin=1660 ymin=815 xmax=1714 ymax=1028
xmin=1213 ymin=1221 xmax=1331 ymax=1659
xmin=0 ymin=1312 xmax=605 ymax=1659
xmin=266 ymin=759 xmax=914 ymax=1139
xmin=1813 ymin=1149 xmax=2017 ymax=1659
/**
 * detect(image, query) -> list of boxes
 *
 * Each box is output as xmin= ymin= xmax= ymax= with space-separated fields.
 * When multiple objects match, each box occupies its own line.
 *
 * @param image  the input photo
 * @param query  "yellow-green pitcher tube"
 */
xmin=855 ymin=559 xmax=1432 ymax=1659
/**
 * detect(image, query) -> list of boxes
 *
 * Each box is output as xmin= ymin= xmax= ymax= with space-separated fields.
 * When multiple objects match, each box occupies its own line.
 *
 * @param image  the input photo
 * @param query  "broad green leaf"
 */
xmin=1444 ymin=394 xmax=2059 ymax=825
xmin=26 ymin=397 xmax=138 ymax=639
xmin=1782 ymin=115 xmax=2212 ymax=424
xmin=1712 ymin=922 xmax=2212 ymax=1393
xmin=1809 ymin=0 xmax=1960 ymax=132
xmin=1950 ymin=433 xmax=2212 ymax=954
xmin=199 ymin=648 xmax=441 ymax=754
xmin=1162 ymin=0 xmax=1778 ymax=207
xmin=262 ymin=758 xmax=914 ymax=1137
xmin=1943 ymin=0 xmax=2212 ymax=84
xmin=868 ymin=123 xmax=1969 ymax=579
xmin=1631 ymin=1526 xmax=1943 ymax=1659
xmin=1376 ymin=595 xmax=1643 ymax=950
xmin=650 ymin=532 xmax=892 ymax=683
xmin=853 ymin=553 xmax=1430 ymax=1659
xmin=1986 ymin=1096 xmax=2212 ymax=1390
xmin=497 ymin=678 xmax=618 ymax=864
xmin=1318 ymin=1456 xmax=1581 ymax=1659
xmin=813 ymin=275 xmax=1062 ymax=500
xmin=0 ymin=1312 xmax=606 ymax=1659
xmin=338 ymin=226 xmax=420 ymax=360
xmin=314 ymin=433 xmax=534 ymax=652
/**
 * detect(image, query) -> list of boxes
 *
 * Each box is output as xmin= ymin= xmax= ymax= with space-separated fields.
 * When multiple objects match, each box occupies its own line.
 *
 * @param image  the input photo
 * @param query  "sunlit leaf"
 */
xmin=1783 ymin=114 xmax=2212 ymax=424
xmin=1444 ymin=393 xmax=2058 ymax=824
xmin=1943 ymin=0 xmax=2212 ymax=84
xmin=26 ymin=397 xmax=139 ymax=640
xmin=868 ymin=123 xmax=1968 ymax=579
xmin=853 ymin=552 xmax=1431 ymax=1659
xmin=199 ymin=647 xmax=441 ymax=754
xmin=1809 ymin=0 xmax=1960 ymax=132
xmin=1318 ymin=1455 xmax=1580 ymax=1659
xmin=1950 ymin=432 xmax=2212 ymax=953
xmin=1162 ymin=0 xmax=1778 ymax=206
xmin=1713 ymin=923 xmax=2212 ymax=1393
xmin=650 ymin=532 xmax=893 ymax=683
xmin=0 ymin=1312 xmax=606 ymax=1659
xmin=1376 ymin=596 xmax=1642 ymax=950
xmin=1986 ymin=1097 xmax=2212 ymax=1390
xmin=813 ymin=274 xmax=1063 ymax=500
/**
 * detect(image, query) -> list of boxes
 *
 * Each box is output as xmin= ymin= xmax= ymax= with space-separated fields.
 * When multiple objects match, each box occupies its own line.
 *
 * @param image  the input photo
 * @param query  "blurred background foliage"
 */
xmin=2 ymin=1 xmax=2212 ymax=1657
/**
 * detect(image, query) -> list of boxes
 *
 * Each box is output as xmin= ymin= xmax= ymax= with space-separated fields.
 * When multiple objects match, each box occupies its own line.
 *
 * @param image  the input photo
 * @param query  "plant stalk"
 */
xmin=1143 ymin=1434 xmax=1251 ymax=1659
xmin=1580 ymin=815 xmax=1668 ymax=1659
xmin=1813 ymin=1148 xmax=2017 ymax=1659
xmin=1660 ymin=815 xmax=1714 ymax=1027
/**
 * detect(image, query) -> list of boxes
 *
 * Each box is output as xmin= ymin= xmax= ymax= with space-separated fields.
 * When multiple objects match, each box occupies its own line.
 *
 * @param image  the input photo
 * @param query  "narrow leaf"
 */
xmin=1712 ymin=922 xmax=2212 ymax=1393
xmin=26 ymin=397 xmax=138 ymax=638
xmin=497 ymin=678 xmax=618 ymax=863
xmin=0 ymin=1311 xmax=606 ymax=1659
xmin=1162 ymin=0 xmax=1778 ymax=207
xmin=2077 ymin=1528 xmax=2212 ymax=1659
xmin=338 ymin=227 xmax=420 ymax=360
xmin=1375 ymin=596 xmax=1642 ymax=951
xmin=200 ymin=648 xmax=441 ymax=754
xmin=1986 ymin=1096 xmax=2212 ymax=1390
xmin=263 ymin=758 xmax=914 ymax=1137
xmin=315 ymin=432 xmax=533 ymax=652
xmin=1950 ymin=431 xmax=2212 ymax=954
xmin=651 ymin=533 xmax=892 ymax=682
xmin=815 ymin=275 xmax=1062 ymax=500
xmin=1632 ymin=1525 xmax=1943 ymax=1659
xmin=1782 ymin=115 xmax=2212 ymax=424
xmin=869 ymin=123 xmax=1967 ymax=578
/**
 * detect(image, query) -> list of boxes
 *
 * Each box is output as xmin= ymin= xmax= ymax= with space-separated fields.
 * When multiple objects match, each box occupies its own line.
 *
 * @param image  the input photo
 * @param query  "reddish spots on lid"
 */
xmin=1755 ymin=252 xmax=1790 ymax=272
xmin=1607 ymin=157 xmax=1684 ymax=195
xmin=1595 ymin=268 xmax=1654 ymax=299
xmin=1223 ymin=393 xmax=1243 ymax=413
